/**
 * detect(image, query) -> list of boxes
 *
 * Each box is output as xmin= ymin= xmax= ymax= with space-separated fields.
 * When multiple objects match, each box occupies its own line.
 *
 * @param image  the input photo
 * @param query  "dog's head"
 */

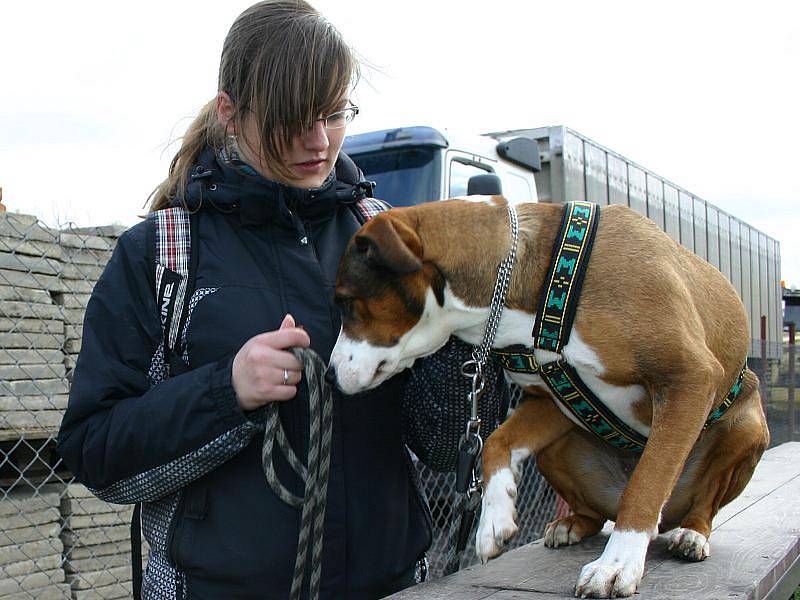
xmin=330 ymin=209 xmax=454 ymax=394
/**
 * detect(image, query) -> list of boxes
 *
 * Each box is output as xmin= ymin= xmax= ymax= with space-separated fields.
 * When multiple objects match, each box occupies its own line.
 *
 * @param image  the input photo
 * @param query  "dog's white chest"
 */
xmin=491 ymin=309 xmax=651 ymax=438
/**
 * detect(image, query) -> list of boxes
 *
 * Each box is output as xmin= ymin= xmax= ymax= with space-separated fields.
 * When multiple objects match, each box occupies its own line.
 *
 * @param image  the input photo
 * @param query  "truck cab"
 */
xmin=343 ymin=126 xmax=540 ymax=206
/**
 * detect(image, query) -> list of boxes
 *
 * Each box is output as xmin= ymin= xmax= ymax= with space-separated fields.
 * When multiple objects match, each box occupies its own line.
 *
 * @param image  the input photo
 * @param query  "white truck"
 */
xmin=343 ymin=125 xmax=783 ymax=359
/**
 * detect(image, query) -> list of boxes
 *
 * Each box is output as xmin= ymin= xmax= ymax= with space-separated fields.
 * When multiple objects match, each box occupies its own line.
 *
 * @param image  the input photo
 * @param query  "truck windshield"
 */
xmin=349 ymin=147 xmax=442 ymax=207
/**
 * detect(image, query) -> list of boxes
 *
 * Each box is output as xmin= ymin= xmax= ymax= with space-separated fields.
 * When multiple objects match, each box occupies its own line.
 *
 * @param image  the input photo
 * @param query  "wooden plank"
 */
xmin=0 ymin=317 xmax=65 ymax=334
xmin=0 ymin=568 xmax=65 ymax=595
xmin=0 ymin=364 xmax=67 ymax=380
xmin=65 ymin=550 xmax=130 ymax=574
xmin=0 ymin=268 xmax=68 ymax=292
xmin=389 ymin=443 xmax=800 ymax=599
xmin=61 ymin=262 xmax=104 ymax=281
xmin=0 ymin=378 xmax=69 ymax=396
xmin=0 ymin=331 xmax=62 ymax=349
xmin=0 ymin=488 xmax=61 ymax=516
xmin=3 ymin=553 xmax=62 ymax=578
xmin=62 ymin=524 xmax=130 ymax=547
xmin=0 ymin=349 xmax=65 ymax=365
xmin=67 ymin=224 xmax=126 ymax=238
xmin=68 ymin=565 xmax=130 ymax=590
xmin=60 ymin=247 xmax=112 ymax=267
xmin=1 ymin=583 xmax=71 ymax=600
xmin=60 ymin=307 xmax=87 ymax=325
xmin=0 ymin=410 xmax=65 ymax=432
xmin=62 ymin=497 xmax=130 ymax=517
xmin=72 ymin=580 xmax=132 ymax=600
xmin=56 ymin=292 xmax=91 ymax=309
xmin=0 ymin=285 xmax=54 ymax=303
xmin=639 ymin=444 xmax=800 ymax=599
xmin=0 ymin=251 xmax=61 ymax=276
xmin=0 ymin=522 xmax=61 ymax=547
xmin=68 ymin=511 xmax=132 ymax=530
xmin=59 ymin=278 xmax=96 ymax=295
xmin=58 ymin=233 xmax=115 ymax=252
xmin=0 ymin=428 xmax=60 ymax=442
xmin=0 ymin=237 xmax=62 ymax=260
xmin=66 ymin=540 xmax=130 ymax=561
xmin=0 ymin=395 xmax=69 ymax=411
xmin=0 ymin=214 xmax=57 ymax=243
xmin=0 ymin=507 xmax=61 ymax=531
xmin=0 ymin=538 xmax=63 ymax=566
xmin=0 ymin=300 xmax=61 ymax=320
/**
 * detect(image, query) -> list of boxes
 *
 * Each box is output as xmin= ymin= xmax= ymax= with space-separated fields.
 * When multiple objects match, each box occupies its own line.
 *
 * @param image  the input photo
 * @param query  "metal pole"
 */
xmin=760 ymin=316 xmax=769 ymax=409
xmin=789 ymin=323 xmax=796 ymax=442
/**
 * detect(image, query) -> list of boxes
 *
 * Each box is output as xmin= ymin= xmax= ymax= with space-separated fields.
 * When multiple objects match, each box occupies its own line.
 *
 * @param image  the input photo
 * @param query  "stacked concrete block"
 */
xmin=60 ymin=483 xmax=145 ymax=600
xmin=0 ymin=214 xmax=69 ymax=440
xmin=55 ymin=226 xmax=121 ymax=379
xmin=0 ymin=486 xmax=70 ymax=599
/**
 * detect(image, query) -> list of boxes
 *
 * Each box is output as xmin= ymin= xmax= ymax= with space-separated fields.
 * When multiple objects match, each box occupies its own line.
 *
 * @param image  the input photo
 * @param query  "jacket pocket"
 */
xmin=168 ymin=480 xmax=208 ymax=568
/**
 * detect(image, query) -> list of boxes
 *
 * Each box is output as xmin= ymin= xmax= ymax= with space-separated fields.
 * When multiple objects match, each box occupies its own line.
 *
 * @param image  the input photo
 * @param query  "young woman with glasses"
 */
xmin=58 ymin=2 xmax=507 ymax=598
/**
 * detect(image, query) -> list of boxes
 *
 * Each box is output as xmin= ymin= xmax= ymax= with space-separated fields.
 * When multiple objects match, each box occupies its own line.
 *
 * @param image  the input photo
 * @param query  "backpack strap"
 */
xmin=150 ymin=207 xmax=198 ymax=359
xmin=131 ymin=502 xmax=143 ymax=600
xmin=133 ymin=206 xmax=198 ymax=600
xmin=350 ymin=197 xmax=393 ymax=225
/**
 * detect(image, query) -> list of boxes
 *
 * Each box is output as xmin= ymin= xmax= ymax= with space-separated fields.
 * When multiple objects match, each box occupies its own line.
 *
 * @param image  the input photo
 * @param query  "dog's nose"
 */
xmin=325 ymin=364 xmax=337 ymax=386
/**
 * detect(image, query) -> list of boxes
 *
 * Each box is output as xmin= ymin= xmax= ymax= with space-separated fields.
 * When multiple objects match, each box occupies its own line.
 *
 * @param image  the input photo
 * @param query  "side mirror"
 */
xmin=467 ymin=173 xmax=503 ymax=196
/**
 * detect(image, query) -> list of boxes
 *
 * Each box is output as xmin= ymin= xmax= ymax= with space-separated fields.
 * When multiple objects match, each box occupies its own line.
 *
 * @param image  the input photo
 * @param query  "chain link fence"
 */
xmin=0 ymin=209 xmax=796 ymax=597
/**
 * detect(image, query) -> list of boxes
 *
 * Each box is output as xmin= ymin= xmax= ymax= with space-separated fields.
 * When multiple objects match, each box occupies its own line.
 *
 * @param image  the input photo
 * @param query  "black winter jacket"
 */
xmin=57 ymin=148 xmax=445 ymax=600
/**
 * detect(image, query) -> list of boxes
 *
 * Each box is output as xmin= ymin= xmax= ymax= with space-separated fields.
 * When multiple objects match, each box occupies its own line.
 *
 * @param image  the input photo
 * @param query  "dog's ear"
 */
xmin=355 ymin=213 xmax=422 ymax=274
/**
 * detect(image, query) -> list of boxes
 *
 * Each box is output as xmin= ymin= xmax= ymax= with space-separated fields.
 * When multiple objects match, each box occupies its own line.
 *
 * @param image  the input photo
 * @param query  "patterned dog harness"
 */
xmin=492 ymin=201 xmax=747 ymax=453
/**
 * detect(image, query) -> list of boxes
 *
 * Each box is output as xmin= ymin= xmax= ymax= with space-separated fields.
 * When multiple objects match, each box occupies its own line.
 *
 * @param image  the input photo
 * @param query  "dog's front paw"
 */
xmin=667 ymin=527 xmax=710 ymax=561
xmin=475 ymin=468 xmax=518 ymax=563
xmin=574 ymin=530 xmax=649 ymax=598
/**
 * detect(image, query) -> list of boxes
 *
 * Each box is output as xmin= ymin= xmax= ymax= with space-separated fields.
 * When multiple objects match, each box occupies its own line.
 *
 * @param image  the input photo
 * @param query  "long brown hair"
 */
xmin=149 ymin=0 xmax=359 ymax=211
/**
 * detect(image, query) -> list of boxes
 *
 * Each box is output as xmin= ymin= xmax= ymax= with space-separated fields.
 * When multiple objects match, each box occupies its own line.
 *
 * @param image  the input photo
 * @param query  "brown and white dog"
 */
xmin=329 ymin=197 xmax=769 ymax=598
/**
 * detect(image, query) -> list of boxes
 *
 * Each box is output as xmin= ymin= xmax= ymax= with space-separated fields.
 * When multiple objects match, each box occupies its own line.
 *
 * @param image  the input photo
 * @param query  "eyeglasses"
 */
xmin=318 ymin=105 xmax=359 ymax=129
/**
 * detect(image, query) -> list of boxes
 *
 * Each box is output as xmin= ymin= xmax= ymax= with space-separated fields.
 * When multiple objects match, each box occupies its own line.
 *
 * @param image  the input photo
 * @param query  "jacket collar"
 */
xmin=180 ymin=146 xmax=341 ymax=232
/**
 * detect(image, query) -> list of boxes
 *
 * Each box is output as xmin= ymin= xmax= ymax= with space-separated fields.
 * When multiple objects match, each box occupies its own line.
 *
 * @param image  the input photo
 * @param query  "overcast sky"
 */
xmin=1 ymin=0 xmax=798 ymax=286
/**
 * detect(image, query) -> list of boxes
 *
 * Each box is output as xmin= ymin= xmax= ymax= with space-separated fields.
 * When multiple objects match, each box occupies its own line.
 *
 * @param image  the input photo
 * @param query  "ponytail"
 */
xmin=147 ymin=100 xmax=223 ymax=212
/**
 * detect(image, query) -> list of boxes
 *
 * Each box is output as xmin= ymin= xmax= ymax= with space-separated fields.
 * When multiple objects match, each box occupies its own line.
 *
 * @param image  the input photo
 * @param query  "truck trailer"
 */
xmin=343 ymin=125 xmax=782 ymax=359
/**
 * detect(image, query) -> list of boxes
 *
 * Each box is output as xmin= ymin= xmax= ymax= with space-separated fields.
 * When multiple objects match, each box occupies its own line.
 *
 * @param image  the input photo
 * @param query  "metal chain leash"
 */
xmin=471 ymin=203 xmax=520 ymax=370
xmin=262 ymin=347 xmax=333 ymax=600
xmin=445 ymin=203 xmax=519 ymax=575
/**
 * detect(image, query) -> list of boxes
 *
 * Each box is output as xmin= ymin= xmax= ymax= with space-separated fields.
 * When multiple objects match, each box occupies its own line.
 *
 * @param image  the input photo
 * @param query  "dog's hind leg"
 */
xmin=664 ymin=370 xmax=769 ymax=561
xmin=476 ymin=386 xmax=574 ymax=563
xmin=537 ymin=432 xmax=622 ymax=549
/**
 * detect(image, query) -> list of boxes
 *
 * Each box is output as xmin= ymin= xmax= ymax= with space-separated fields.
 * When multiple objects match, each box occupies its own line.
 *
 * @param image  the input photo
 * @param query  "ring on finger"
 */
xmin=282 ymin=369 xmax=290 ymax=386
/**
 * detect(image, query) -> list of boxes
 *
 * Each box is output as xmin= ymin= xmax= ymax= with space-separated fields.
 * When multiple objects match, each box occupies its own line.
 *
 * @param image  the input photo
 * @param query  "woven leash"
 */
xmin=262 ymin=347 xmax=333 ymax=600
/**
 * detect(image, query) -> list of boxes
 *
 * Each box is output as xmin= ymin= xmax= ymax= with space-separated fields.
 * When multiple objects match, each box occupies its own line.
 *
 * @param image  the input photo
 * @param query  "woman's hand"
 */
xmin=231 ymin=314 xmax=311 ymax=411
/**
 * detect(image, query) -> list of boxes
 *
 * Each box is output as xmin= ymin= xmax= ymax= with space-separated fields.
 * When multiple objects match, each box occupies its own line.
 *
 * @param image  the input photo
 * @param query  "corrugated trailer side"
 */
xmin=663 ymin=183 xmax=680 ymax=243
xmin=513 ymin=125 xmax=781 ymax=359
xmin=719 ymin=211 xmax=732 ymax=281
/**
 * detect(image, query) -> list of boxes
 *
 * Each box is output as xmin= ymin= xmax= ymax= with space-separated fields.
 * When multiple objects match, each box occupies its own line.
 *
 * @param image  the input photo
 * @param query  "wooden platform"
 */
xmin=390 ymin=442 xmax=800 ymax=600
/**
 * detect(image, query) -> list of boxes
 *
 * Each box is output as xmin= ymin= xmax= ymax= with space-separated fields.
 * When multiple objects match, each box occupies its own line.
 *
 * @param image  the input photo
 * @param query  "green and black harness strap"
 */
xmin=532 ymin=201 xmax=599 ymax=353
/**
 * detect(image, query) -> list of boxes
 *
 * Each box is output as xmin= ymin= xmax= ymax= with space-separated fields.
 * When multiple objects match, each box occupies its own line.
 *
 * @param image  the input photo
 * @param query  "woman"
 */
xmin=58 ymin=2 xmax=505 ymax=598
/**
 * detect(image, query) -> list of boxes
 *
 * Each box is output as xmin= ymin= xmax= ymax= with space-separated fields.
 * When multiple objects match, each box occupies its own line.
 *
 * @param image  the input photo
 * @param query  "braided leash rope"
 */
xmin=262 ymin=347 xmax=333 ymax=600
